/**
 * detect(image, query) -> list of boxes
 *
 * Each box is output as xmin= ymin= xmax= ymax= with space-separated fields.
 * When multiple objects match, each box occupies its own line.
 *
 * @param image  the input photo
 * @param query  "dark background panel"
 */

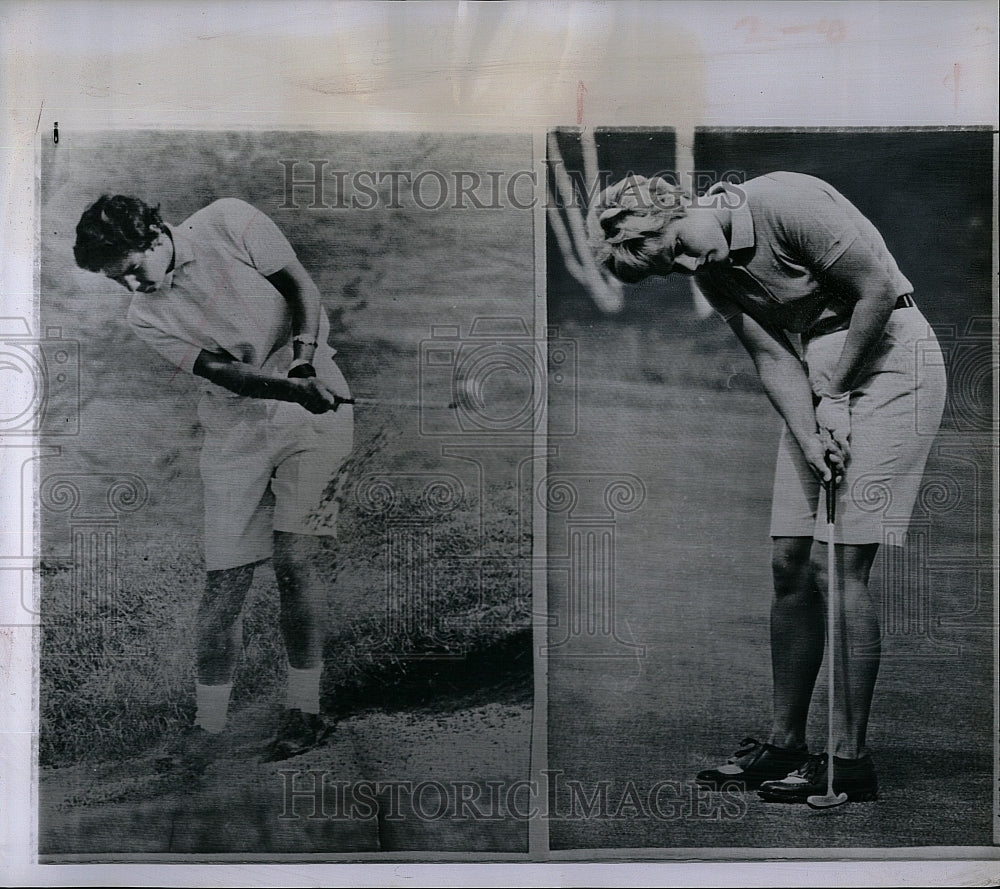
xmin=549 ymin=128 xmax=993 ymax=330
xmin=693 ymin=128 xmax=994 ymax=330
xmin=547 ymin=127 xmax=680 ymax=326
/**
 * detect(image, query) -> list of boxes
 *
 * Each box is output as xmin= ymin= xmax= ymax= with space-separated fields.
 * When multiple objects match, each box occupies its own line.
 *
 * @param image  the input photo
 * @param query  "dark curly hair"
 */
xmin=73 ymin=195 xmax=165 ymax=272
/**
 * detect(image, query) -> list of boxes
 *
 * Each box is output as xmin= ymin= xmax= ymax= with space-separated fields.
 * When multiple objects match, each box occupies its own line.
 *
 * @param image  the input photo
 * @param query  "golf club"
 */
xmin=807 ymin=466 xmax=850 ymax=811
xmin=334 ymin=395 xmax=459 ymax=410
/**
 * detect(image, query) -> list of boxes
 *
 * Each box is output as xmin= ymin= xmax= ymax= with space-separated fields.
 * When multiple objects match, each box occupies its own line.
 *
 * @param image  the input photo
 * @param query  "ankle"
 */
xmin=832 ymin=751 xmax=873 ymax=765
xmin=832 ymin=742 xmax=870 ymax=760
xmin=768 ymin=732 xmax=808 ymax=752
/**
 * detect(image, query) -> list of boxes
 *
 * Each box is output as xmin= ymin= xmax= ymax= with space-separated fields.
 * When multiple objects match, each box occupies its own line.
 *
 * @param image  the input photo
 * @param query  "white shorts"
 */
xmin=197 ymin=354 xmax=354 ymax=571
xmin=770 ymin=306 xmax=947 ymax=545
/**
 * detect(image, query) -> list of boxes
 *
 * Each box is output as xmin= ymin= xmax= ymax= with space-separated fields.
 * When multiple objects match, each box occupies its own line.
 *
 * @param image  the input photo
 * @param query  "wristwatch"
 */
xmin=287 ymin=359 xmax=316 ymax=379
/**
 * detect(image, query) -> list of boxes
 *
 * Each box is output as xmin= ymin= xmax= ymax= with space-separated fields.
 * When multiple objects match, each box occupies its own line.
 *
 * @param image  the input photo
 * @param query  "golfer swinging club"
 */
xmin=74 ymin=196 xmax=354 ymax=769
xmin=591 ymin=171 xmax=946 ymax=804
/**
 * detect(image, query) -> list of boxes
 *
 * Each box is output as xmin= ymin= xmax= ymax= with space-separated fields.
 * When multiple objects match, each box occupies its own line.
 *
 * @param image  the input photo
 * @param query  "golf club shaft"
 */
xmin=826 ymin=476 xmax=837 ymax=796
xmin=335 ymin=396 xmax=455 ymax=409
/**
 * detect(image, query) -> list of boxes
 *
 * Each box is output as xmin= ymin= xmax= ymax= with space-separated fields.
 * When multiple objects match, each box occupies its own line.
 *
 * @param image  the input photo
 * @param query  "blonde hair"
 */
xmin=590 ymin=175 xmax=689 ymax=283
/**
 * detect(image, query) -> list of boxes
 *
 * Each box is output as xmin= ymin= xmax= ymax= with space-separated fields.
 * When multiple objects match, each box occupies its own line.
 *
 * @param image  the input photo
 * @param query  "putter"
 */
xmin=807 ymin=465 xmax=850 ymax=811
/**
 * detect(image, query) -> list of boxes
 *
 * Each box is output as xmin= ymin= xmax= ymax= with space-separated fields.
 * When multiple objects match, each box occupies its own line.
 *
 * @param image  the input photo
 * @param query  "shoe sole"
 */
xmin=260 ymin=730 xmax=334 ymax=763
xmin=154 ymin=752 xmax=215 ymax=773
xmin=758 ymin=789 xmax=878 ymax=804
xmin=696 ymin=777 xmax=763 ymax=792
xmin=696 ymin=773 xmax=802 ymax=792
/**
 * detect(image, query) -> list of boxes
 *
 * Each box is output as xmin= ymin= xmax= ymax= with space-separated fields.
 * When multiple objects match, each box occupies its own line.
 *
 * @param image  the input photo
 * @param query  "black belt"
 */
xmin=804 ymin=294 xmax=915 ymax=341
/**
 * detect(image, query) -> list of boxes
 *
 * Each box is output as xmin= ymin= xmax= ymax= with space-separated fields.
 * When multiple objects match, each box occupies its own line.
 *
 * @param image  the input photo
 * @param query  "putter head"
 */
xmin=806 ymin=790 xmax=849 ymax=810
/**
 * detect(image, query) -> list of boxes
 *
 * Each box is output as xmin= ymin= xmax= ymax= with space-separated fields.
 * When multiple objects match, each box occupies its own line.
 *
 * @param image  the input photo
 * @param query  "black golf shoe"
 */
xmin=155 ymin=725 xmax=223 ymax=777
xmin=757 ymin=752 xmax=878 ymax=803
xmin=695 ymin=737 xmax=811 ymax=791
xmin=261 ymin=708 xmax=335 ymax=762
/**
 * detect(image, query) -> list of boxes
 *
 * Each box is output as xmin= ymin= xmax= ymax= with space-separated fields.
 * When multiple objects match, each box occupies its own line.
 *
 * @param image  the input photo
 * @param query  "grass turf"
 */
xmin=546 ymin=326 xmax=995 ymax=850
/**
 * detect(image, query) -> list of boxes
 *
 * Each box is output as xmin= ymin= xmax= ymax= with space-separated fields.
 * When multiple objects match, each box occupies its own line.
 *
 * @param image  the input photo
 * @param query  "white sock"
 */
xmin=286 ymin=664 xmax=322 ymax=714
xmin=194 ymin=682 xmax=232 ymax=734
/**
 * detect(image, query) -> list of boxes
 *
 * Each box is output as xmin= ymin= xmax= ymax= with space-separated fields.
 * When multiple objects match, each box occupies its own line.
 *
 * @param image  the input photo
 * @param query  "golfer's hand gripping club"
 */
xmin=816 ymin=390 xmax=851 ymax=474
xmin=289 ymin=376 xmax=352 ymax=414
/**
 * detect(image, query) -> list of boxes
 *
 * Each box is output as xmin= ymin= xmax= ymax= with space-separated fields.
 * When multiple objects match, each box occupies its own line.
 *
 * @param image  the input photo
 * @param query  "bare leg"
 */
xmin=273 ymin=531 xmax=327 ymax=669
xmin=769 ymin=536 xmax=824 ymax=750
xmin=260 ymin=532 xmax=335 ymax=759
xmin=817 ymin=541 xmax=880 ymax=759
xmin=197 ymin=564 xmax=256 ymax=684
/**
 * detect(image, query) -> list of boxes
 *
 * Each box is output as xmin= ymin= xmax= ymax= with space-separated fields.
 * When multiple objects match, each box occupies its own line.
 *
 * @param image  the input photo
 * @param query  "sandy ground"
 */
xmin=41 ymin=700 xmax=532 ymax=856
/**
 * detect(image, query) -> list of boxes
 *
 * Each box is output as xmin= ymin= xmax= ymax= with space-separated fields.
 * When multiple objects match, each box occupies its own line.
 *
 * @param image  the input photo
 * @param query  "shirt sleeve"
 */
xmin=816 ymin=233 xmax=912 ymax=298
xmin=127 ymin=302 xmax=203 ymax=376
xmin=771 ymin=192 xmax=859 ymax=273
xmin=217 ymin=198 xmax=297 ymax=276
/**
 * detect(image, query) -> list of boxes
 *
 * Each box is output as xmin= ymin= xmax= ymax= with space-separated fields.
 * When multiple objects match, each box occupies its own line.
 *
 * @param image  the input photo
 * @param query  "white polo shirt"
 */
xmin=695 ymin=172 xmax=913 ymax=335
xmin=128 ymin=198 xmax=330 ymax=379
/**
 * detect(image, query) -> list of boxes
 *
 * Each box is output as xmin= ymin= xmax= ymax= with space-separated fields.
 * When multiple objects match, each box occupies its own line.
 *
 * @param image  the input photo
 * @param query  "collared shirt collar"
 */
xmin=707 ymin=182 xmax=755 ymax=255
xmin=166 ymin=222 xmax=195 ymax=267
xmin=161 ymin=222 xmax=194 ymax=288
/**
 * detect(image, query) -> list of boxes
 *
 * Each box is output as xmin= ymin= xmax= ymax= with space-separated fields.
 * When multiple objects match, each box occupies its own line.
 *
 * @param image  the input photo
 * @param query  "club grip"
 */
xmin=824 ymin=476 xmax=836 ymax=525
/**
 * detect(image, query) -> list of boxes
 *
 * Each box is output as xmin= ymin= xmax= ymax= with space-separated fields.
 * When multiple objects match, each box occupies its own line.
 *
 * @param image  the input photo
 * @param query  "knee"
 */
xmin=807 ymin=547 xmax=828 ymax=593
xmin=199 ymin=565 xmax=254 ymax=625
xmin=197 ymin=594 xmax=241 ymax=630
xmin=273 ymin=531 xmax=324 ymax=569
xmin=842 ymin=543 xmax=879 ymax=587
xmin=771 ymin=538 xmax=816 ymax=599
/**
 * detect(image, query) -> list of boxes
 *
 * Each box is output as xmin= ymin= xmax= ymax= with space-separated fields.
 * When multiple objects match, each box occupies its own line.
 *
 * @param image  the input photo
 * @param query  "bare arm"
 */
xmin=814 ymin=244 xmax=900 ymax=398
xmin=795 ymin=240 xmax=900 ymax=463
xmin=193 ymin=351 xmax=344 ymax=413
xmin=728 ymin=312 xmax=837 ymax=482
xmin=266 ymin=258 xmax=323 ymax=366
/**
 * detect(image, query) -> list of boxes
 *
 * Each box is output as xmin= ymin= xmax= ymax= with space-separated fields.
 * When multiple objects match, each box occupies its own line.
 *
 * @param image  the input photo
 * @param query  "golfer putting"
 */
xmin=74 ymin=195 xmax=354 ymax=770
xmin=591 ymin=171 xmax=946 ymax=804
